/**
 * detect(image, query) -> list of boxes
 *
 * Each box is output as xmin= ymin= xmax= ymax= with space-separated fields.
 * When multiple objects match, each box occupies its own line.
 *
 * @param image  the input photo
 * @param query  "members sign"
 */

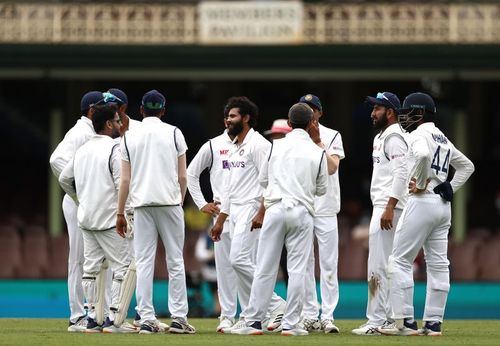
xmin=198 ymin=1 xmax=303 ymax=45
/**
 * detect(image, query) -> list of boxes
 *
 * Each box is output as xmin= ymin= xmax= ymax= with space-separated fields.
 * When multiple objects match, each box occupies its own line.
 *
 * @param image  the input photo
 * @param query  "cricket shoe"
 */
xmin=68 ymin=315 xmax=88 ymax=333
xmin=267 ymin=301 xmax=286 ymax=332
xmin=418 ymin=321 xmax=442 ymax=336
xmin=102 ymin=321 xmax=139 ymax=334
xmin=300 ymin=318 xmax=322 ymax=332
xmin=133 ymin=312 xmax=141 ymax=328
xmin=216 ymin=316 xmax=235 ymax=333
xmin=281 ymin=327 xmax=309 ymax=336
xmin=139 ymin=320 xmax=166 ymax=334
xmin=351 ymin=322 xmax=381 ymax=336
xmin=377 ymin=318 xmax=418 ymax=336
xmin=169 ymin=317 xmax=196 ymax=334
xmin=230 ymin=321 xmax=263 ymax=335
xmin=85 ymin=317 xmax=102 ymax=333
xmin=321 ymin=319 xmax=340 ymax=334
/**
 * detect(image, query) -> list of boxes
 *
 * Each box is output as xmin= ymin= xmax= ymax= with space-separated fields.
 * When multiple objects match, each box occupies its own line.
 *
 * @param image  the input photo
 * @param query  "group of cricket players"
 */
xmin=49 ymin=88 xmax=474 ymax=336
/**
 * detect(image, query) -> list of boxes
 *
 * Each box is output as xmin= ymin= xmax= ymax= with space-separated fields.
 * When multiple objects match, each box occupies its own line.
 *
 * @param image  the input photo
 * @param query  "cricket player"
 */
xmin=116 ymin=90 xmax=195 ymax=334
xmin=59 ymin=104 xmax=137 ymax=333
xmin=108 ymin=88 xmax=142 ymax=134
xmin=352 ymin=92 xmax=409 ymax=335
xmin=49 ymin=90 xmax=102 ymax=332
xmin=378 ymin=92 xmax=474 ymax=336
xmin=187 ymin=116 xmax=238 ymax=333
xmin=210 ymin=96 xmax=286 ymax=332
xmin=299 ymin=94 xmax=344 ymax=333
xmin=231 ymin=103 xmax=330 ymax=336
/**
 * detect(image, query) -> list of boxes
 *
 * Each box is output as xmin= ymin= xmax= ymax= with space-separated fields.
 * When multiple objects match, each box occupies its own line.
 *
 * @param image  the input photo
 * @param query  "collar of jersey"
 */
xmin=235 ymin=127 xmax=255 ymax=146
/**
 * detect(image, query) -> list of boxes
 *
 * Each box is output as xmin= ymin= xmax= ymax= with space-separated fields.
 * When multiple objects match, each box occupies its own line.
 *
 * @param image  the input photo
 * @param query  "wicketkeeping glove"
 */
xmin=433 ymin=181 xmax=453 ymax=202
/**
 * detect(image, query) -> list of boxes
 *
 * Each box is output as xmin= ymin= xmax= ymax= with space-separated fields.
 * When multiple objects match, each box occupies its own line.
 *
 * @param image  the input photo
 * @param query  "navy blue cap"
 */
xmin=108 ymin=88 xmax=128 ymax=105
xmin=80 ymin=91 xmax=102 ymax=112
xmin=142 ymin=90 xmax=166 ymax=110
xmin=366 ymin=92 xmax=401 ymax=110
xmin=299 ymin=94 xmax=322 ymax=112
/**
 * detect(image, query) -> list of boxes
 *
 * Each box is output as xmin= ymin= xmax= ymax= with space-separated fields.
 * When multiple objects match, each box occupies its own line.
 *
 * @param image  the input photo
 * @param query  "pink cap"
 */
xmin=264 ymin=119 xmax=292 ymax=136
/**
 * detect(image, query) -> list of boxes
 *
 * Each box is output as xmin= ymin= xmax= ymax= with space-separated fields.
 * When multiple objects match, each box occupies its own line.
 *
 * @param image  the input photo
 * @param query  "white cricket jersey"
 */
xmin=370 ymin=123 xmax=409 ymax=209
xmin=59 ymin=135 xmax=121 ymax=231
xmin=50 ymin=116 xmax=95 ymax=179
xmin=220 ymin=128 xmax=271 ymax=214
xmin=121 ymin=116 xmax=188 ymax=208
xmin=259 ymin=129 xmax=328 ymax=216
xmin=409 ymin=122 xmax=474 ymax=193
xmin=314 ymin=124 xmax=345 ymax=216
xmin=187 ymin=131 xmax=233 ymax=210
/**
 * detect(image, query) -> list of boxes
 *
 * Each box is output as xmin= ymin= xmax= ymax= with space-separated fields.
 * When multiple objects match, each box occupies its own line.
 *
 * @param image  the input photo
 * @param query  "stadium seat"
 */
xmin=449 ymin=238 xmax=481 ymax=281
xmin=0 ymin=225 xmax=21 ymax=278
xmin=476 ymin=239 xmax=500 ymax=281
xmin=45 ymin=234 xmax=69 ymax=278
xmin=18 ymin=227 xmax=48 ymax=278
xmin=338 ymin=239 xmax=368 ymax=280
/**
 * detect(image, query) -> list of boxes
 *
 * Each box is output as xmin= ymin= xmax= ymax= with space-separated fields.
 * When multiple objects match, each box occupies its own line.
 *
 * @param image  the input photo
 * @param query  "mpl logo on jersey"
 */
xmin=222 ymin=160 xmax=246 ymax=169
xmin=219 ymin=149 xmax=229 ymax=155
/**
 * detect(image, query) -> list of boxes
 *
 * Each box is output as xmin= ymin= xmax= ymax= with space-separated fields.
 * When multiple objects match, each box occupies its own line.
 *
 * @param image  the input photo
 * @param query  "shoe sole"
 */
xmin=169 ymin=328 xmax=195 ymax=334
xmin=352 ymin=331 xmax=381 ymax=336
xmin=85 ymin=329 xmax=102 ymax=334
xmin=325 ymin=328 xmax=340 ymax=334
xmin=67 ymin=328 xmax=86 ymax=333
xmin=231 ymin=331 xmax=263 ymax=335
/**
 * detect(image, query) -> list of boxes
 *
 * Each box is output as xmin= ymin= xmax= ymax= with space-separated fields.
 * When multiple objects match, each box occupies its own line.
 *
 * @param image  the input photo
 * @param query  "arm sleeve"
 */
xmin=58 ymin=159 xmax=77 ymax=201
xmin=220 ymin=172 xmax=231 ymax=215
xmin=258 ymin=147 xmax=271 ymax=188
xmin=253 ymin=138 xmax=272 ymax=175
xmin=385 ymin=135 xmax=409 ymax=202
xmin=120 ymin=136 xmax=130 ymax=162
xmin=449 ymin=144 xmax=475 ymax=192
xmin=315 ymin=151 xmax=328 ymax=196
xmin=111 ymin=145 xmax=121 ymax=191
xmin=410 ymin=135 xmax=431 ymax=189
xmin=187 ymin=141 xmax=212 ymax=210
xmin=49 ymin=128 xmax=84 ymax=179
xmin=175 ymin=128 xmax=188 ymax=157
xmin=327 ymin=132 xmax=345 ymax=160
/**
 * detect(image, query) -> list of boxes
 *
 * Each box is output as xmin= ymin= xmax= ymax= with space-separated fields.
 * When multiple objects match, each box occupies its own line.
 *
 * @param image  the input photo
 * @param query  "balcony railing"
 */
xmin=1 ymin=2 xmax=499 ymax=45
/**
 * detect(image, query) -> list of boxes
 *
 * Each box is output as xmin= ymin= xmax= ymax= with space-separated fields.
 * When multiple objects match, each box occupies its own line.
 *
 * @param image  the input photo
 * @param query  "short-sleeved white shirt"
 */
xmin=314 ymin=124 xmax=345 ymax=216
xmin=121 ymin=116 xmax=187 ymax=208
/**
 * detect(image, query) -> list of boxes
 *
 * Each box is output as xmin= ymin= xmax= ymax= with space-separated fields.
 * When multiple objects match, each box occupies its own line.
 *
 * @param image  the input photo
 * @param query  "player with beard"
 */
xmin=352 ymin=92 xmax=409 ymax=335
xmin=211 ymin=96 xmax=286 ymax=333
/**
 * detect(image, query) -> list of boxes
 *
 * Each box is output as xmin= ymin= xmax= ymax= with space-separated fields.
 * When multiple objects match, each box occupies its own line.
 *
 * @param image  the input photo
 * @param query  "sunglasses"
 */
xmin=93 ymin=92 xmax=124 ymax=107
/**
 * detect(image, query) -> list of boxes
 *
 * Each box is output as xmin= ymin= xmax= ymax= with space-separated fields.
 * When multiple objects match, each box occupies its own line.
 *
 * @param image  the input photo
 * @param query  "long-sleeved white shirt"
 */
xmin=259 ymin=129 xmax=328 ymax=216
xmin=187 ymin=131 xmax=233 ymax=210
xmin=49 ymin=116 xmax=95 ymax=179
xmin=370 ymin=123 xmax=409 ymax=209
xmin=314 ymin=124 xmax=345 ymax=216
xmin=59 ymin=135 xmax=121 ymax=231
xmin=121 ymin=117 xmax=188 ymax=208
xmin=408 ymin=122 xmax=474 ymax=193
xmin=220 ymin=128 xmax=271 ymax=214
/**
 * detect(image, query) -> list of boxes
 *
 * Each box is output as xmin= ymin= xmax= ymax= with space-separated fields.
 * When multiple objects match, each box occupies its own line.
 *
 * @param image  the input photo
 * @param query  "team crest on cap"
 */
xmin=305 ymin=94 xmax=313 ymax=101
xmin=239 ymin=149 xmax=245 ymax=156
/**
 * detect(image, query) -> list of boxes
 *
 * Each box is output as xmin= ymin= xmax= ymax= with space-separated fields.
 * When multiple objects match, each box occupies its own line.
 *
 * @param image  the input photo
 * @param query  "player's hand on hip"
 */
xmin=210 ymin=223 xmax=223 ymax=242
xmin=201 ymin=202 xmax=220 ymax=215
xmin=380 ymin=207 xmax=394 ymax=230
xmin=116 ymin=214 xmax=128 ymax=238
xmin=409 ymin=177 xmax=430 ymax=194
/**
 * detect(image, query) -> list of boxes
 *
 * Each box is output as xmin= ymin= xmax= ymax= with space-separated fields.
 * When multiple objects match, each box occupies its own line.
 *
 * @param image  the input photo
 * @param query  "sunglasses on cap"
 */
xmin=376 ymin=92 xmax=398 ymax=110
xmin=93 ymin=92 xmax=124 ymax=107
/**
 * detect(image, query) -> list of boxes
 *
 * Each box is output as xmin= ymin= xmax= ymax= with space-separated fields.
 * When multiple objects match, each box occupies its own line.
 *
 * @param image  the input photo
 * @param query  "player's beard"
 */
xmin=373 ymin=111 xmax=388 ymax=131
xmin=227 ymin=118 xmax=243 ymax=136
xmin=111 ymin=127 xmax=121 ymax=139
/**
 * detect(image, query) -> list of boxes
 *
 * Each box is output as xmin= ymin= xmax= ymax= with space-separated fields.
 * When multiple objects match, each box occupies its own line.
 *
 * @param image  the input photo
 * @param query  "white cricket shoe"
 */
xmin=352 ymin=322 xmax=381 ymax=336
xmin=139 ymin=320 xmax=166 ymax=334
xmin=102 ymin=321 xmax=139 ymax=334
xmin=377 ymin=319 xmax=418 ymax=336
xmin=169 ymin=317 xmax=196 ymax=334
xmin=230 ymin=321 xmax=263 ymax=335
xmin=418 ymin=321 xmax=442 ymax=336
xmin=216 ymin=316 xmax=235 ymax=333
xmin=281 ymin=328 xmax=309 ymax=336
xmin=67 ymin=316 xmax=87 ymax=333
xmin=267 ymin=301 xmax=286 ymax=332
xmin=300 ymin=318 xmax=322 ymax=332
xmin=321 ymin=319 xmax=340 ymax=334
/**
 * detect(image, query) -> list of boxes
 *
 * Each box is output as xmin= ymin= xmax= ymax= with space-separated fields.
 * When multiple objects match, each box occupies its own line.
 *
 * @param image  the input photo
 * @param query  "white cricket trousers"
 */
xmin=62 ymin=195 xmax=85 ymax=322
xmin=388 ymin=194 xmax=451 ymax=322
xmin=302 ymin=215 xmax=339 ymax=321
xmin=134 ymin=205 xmax=188 ymax=322
xmin=81 ymin=228 xmax=131 ymax=320
xmin=245 ymin=202 xmax=313 ymax=329
xmin=214 ymin=219 xmax=238 ymax=319
xmin=228 ymin=202 xmax=286 ymax=317
xmin=365 ymin=207 xmax=402 ymax=326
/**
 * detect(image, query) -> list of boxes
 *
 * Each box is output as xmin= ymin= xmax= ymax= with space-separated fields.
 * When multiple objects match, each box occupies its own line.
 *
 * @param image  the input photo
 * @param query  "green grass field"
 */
xmin=1 ymin=319 xmax=499 ymax=346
